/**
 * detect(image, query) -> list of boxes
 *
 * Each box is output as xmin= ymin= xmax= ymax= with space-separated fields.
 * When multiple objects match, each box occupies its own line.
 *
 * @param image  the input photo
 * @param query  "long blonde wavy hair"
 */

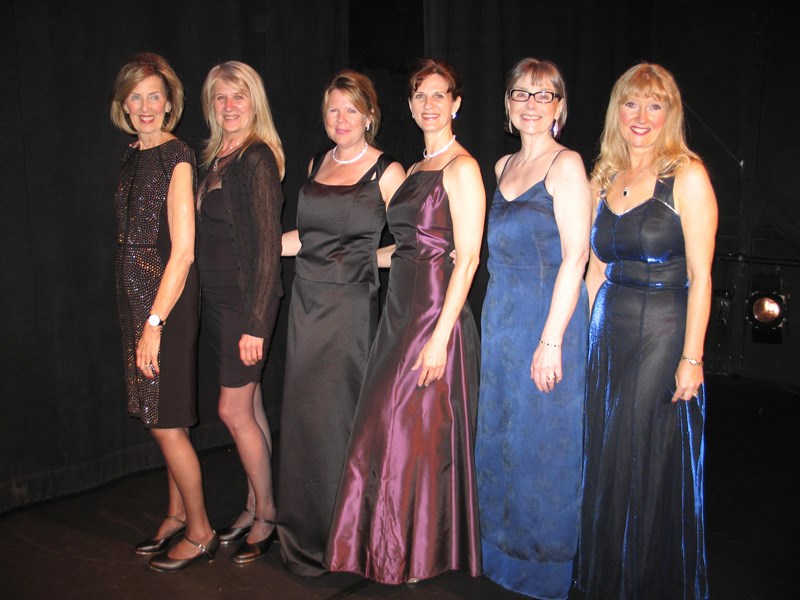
xmin=200 ymin=61 xmax=285 ymax=179
xmin=592 ymin=63 xmax=700 ymax=193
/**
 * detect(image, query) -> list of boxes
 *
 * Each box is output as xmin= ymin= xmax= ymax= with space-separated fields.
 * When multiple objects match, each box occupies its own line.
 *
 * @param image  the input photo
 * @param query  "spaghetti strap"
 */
xmin=543 ymin=148 xmax=566 ymax=184
xmin=497 ymin=154 xmax=514 ymax=185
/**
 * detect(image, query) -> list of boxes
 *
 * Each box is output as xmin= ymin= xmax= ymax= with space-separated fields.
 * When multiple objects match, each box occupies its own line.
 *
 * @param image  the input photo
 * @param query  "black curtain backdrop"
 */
xmin=2 ymin=0 xmax=797 ymax=513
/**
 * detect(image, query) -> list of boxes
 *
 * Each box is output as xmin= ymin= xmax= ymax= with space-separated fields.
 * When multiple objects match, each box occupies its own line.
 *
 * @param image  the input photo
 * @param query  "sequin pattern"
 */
xmin=114 ymin=139 xmax=196 ymax=425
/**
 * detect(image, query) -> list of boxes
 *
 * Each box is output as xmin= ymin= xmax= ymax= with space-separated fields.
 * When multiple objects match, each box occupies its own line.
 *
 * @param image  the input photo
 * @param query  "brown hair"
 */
xmin=408 ymin=58 xmax=462 ymax=99
xmin=110 ymin=52 xmax=184 ymax=135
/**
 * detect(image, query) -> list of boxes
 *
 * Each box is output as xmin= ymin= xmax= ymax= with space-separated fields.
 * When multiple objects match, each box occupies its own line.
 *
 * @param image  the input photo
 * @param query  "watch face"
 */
xmin=148 ymin=314 xmax=161 ymax=327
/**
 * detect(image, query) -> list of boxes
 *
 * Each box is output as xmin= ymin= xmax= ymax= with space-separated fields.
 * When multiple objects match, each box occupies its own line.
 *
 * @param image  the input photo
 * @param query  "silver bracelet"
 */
xmin=539 ymin=339 xmax=561 ymax=348
xmin=680 ymin=355 xmax=704 ymax=367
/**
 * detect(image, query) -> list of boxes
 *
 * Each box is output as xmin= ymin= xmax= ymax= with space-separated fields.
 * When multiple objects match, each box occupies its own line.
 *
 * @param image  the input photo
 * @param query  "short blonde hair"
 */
xmin=200 ymin=61 xmax=285 ymax=178
xmin=504 ymin=58 xmax=567 ymax=137
xmin=592 ymin=62 xmax=700 ymax=192
xmin=322 ymin=70 xmax=381 ymax=145
xmin=110 ymin=53 xmax=184 ymax=135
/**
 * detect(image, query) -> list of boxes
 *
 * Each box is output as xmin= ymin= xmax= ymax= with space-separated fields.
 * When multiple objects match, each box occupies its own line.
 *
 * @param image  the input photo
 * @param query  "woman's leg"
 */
xmin=218 ymin=382 xmax=277 ymax=543
xmin=150 ymin=427 xmax=215 ymax=559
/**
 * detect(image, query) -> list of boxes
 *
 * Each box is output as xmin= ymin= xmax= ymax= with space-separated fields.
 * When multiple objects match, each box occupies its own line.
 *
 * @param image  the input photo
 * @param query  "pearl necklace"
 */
xmin=423 ymin=135 xmax=456 ymax=160
xmin=332 ymin=142 xmax=368 ymax=165
xmin=212 ymin=141 xmax=243 ymax=172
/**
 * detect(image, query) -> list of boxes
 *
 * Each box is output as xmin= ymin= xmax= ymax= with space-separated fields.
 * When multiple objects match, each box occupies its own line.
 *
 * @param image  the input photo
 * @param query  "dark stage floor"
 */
xmin=1 ymin=374 xmax=796 ymax=599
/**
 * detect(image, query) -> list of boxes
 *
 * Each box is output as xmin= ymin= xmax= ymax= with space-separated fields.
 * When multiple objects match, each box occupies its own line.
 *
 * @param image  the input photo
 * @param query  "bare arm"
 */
xmin=671 ymin=160 xmax=717 ymax=402
xmin=375 ymin=160 xmax=405 ymax=268
xmin=531 ymin=151 xmax=591 ymax=392
xmin=412 ymin=156 xmax=485 ymax=387
xmin=584 ymin=189 xmax=607 ymax=311
xmin=136 ymin=161 xmax=195 ymax=378
xmin=281 ymin=229 xmax=301 ymax=257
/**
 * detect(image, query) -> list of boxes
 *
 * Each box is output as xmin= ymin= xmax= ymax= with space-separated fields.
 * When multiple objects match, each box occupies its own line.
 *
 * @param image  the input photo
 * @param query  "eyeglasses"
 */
xmin=507 ymin=89 xmax=561 ymax=104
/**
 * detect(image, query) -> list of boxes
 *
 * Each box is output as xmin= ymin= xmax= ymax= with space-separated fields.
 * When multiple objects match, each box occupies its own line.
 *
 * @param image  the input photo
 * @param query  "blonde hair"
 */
xmin=200 ymin=61 xmax=285 ymax=179
xmin=592 ymin=62 xmax=700 ymax=192
xmin=110 ymin=52 xmax=184 ymax=135
xmin=505 ymin=57 xmax=567 ymax=136
xmin=322 ymin=70 xmax=381 ymax=146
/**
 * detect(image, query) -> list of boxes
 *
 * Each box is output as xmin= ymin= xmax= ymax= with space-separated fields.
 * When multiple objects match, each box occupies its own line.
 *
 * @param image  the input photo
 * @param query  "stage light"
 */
xmin=746 ymin=291 xmax=787 ymax=343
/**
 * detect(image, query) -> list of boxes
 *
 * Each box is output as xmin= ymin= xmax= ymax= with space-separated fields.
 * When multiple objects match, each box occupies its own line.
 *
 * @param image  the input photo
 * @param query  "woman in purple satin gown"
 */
xmin=326 ymin=58 xmax=485 ymax=585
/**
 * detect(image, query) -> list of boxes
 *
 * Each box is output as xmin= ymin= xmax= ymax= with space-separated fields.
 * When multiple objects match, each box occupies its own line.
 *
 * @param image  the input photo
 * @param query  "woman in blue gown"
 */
xmin=475 ymin=58 xmax=591 ymax=600
xmin=577 ymin=63 xmax=717 ymax=599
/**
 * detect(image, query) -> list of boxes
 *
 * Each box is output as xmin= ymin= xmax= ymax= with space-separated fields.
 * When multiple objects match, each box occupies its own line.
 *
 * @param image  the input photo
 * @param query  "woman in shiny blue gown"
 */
xmin=475 ymin=58 xmax=591 ymax=600
xmin=577 ymin=63 xmax=717 ymax=600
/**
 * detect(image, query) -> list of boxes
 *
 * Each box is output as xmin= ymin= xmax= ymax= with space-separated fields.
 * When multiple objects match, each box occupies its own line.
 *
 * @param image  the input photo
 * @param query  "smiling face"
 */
xmin=212 ymin=80 xmax=254 ymax=142
xmin=122 ymin=74 xmax=171 ymax=135
xmin=507 ymin=74 xmax=562 ymax=136
xmin=324 ymin=88 xmax=369 ymax=147
xmin=409 ymin=73 xmax=461 ymax=133
xmin=618 ymin=94 xmax=668 ymax=151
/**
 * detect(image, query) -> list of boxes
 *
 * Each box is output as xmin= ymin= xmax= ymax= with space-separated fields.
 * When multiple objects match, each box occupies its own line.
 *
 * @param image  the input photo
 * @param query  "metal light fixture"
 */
xmin=746 ymin=290 xmax=787 ymax=343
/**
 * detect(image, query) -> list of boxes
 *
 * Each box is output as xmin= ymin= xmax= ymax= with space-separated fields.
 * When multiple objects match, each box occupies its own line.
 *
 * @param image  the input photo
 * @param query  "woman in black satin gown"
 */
xmin=277 ymin=70 xmax=405 ymax=576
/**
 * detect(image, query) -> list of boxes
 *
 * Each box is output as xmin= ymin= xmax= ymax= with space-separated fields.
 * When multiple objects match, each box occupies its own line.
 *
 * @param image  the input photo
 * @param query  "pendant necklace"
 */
xmin=332 ymin=142 xmax=368 ymax=165
xmin=212 ymin=141 xmax=243 ymax=172
xmin=423 ymin=135 xmax=456 ymax=160
xmin=622 ymin=166 xmax=648 ymax=197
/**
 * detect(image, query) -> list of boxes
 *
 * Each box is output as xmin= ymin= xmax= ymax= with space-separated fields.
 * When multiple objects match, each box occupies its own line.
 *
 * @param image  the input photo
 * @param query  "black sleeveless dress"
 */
xmin=577 ymin=178 xmax=708 ymax=599
xmin=115 ymin=138 xmax=199 ymax=428
xmin=277 ymin=152 xmax=395 ymax=576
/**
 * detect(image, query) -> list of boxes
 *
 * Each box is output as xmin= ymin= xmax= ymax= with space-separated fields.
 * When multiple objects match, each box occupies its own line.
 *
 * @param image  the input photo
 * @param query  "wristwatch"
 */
xmin=147 ymin=314 xmax=166 ymax=327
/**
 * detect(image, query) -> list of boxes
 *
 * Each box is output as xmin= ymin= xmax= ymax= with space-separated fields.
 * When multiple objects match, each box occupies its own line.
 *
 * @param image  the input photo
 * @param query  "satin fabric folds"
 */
xmin=326 ymin=169 xmax=482 ymax=585
xmin=578 ymin=178 xmax=708 ymax=600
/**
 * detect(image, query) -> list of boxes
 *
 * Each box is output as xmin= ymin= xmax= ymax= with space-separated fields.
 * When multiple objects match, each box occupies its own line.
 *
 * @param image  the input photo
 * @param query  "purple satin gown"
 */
xmin=326 ymin=168 xmax=482 ymax=584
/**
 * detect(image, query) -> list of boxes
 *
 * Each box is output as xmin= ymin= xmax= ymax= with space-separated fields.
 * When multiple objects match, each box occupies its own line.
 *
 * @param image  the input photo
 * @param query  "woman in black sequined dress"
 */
xmin=111 ymin=53 xmax=216 ymax=571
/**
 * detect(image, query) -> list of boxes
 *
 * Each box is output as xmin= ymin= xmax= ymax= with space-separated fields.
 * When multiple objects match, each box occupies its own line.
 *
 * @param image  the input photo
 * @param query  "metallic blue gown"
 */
xmin=577 ymin=177 xmax=708 ymax=599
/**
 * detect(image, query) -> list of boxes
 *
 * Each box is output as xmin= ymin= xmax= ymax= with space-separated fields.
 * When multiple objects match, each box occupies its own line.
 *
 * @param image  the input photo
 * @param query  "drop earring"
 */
xmin=552 ymin=121 xmax=559 ymax=138
xmin=507 ymin=119 xmax=514 ymax=134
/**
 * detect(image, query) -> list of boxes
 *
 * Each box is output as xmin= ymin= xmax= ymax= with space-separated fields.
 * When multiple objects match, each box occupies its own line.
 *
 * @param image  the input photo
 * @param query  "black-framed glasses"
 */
xmin=507 ymin=89 xmax=561 ymax=104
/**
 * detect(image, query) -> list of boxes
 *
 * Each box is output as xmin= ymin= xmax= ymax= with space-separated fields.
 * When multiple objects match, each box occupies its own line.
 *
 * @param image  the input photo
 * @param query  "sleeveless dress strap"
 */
xmin=357 ymin=152 xmax=399 ymax=183
xmin=542 ymin=148 xmax=567 ymax=186
xmin=497 ymin=154 xmax=514 ymax=185
xmin=653 ymin=176 xmax=676 ymax=210
xmin=308 ymin=150 xmax=329 ymax=181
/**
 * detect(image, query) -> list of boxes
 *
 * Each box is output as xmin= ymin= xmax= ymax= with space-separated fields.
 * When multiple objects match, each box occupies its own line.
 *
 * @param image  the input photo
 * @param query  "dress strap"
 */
xmin=542 ymin=148 xmax=567 ymax=185
xmin=357 ymin=152 xmax=399 ymax=183
xmin=497 ymin=154 xmax=514 ymax=185
xmin=653 ymin=176 xmax=676 ymax=210
xmin=308 ymin=150 xmax=329 ymax=181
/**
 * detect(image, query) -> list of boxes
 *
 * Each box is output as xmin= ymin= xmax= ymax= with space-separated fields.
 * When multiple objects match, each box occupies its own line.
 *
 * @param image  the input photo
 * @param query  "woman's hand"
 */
xmin=672 ymin=359 xmax=703 ymax=403
xmin=136 ymin=325 xmax=162 ymax=378
xmin=239 ymin=334 xmax=265 ymax=366
xmin=531 ymin=344 xmax=562 ymax=393
xmin=412 ymin=338 xmax=448 ymax=388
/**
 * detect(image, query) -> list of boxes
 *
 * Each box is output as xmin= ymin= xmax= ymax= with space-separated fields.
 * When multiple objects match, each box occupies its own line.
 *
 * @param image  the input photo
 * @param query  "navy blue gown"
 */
xmin=476 ymin=159 xmax=588 ymax=600
xmin=577 ymin=178 xmax=708 ymax=599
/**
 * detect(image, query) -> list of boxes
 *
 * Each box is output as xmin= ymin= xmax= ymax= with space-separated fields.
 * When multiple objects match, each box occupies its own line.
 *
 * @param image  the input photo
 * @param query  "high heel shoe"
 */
xmin=217 ymin=508 xmax=254 ymax=545
xmin=148 ymin=533 xmax=219 ymax=572
xmin=134 ymin=515 xmax=186 ymax=555
xmin=231 ymin=518 xmax=277 ymax=565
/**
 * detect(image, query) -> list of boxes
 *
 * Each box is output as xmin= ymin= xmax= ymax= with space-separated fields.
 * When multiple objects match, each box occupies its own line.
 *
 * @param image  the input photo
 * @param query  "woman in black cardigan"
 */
xmin=195 ymin=61 xmax=285 ymax=565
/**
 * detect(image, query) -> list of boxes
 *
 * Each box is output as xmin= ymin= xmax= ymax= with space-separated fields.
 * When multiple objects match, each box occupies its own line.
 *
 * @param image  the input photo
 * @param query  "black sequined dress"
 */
xmin=115 ymin=138 xmax=200 ymax=428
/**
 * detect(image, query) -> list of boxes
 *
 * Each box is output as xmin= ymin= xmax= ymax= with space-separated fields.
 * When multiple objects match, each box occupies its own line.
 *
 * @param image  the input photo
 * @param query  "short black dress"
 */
xmin=197 ymin=160 xmax=265 ymax=387
xmin=115 ymin=138 xmax=200 ymax=428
